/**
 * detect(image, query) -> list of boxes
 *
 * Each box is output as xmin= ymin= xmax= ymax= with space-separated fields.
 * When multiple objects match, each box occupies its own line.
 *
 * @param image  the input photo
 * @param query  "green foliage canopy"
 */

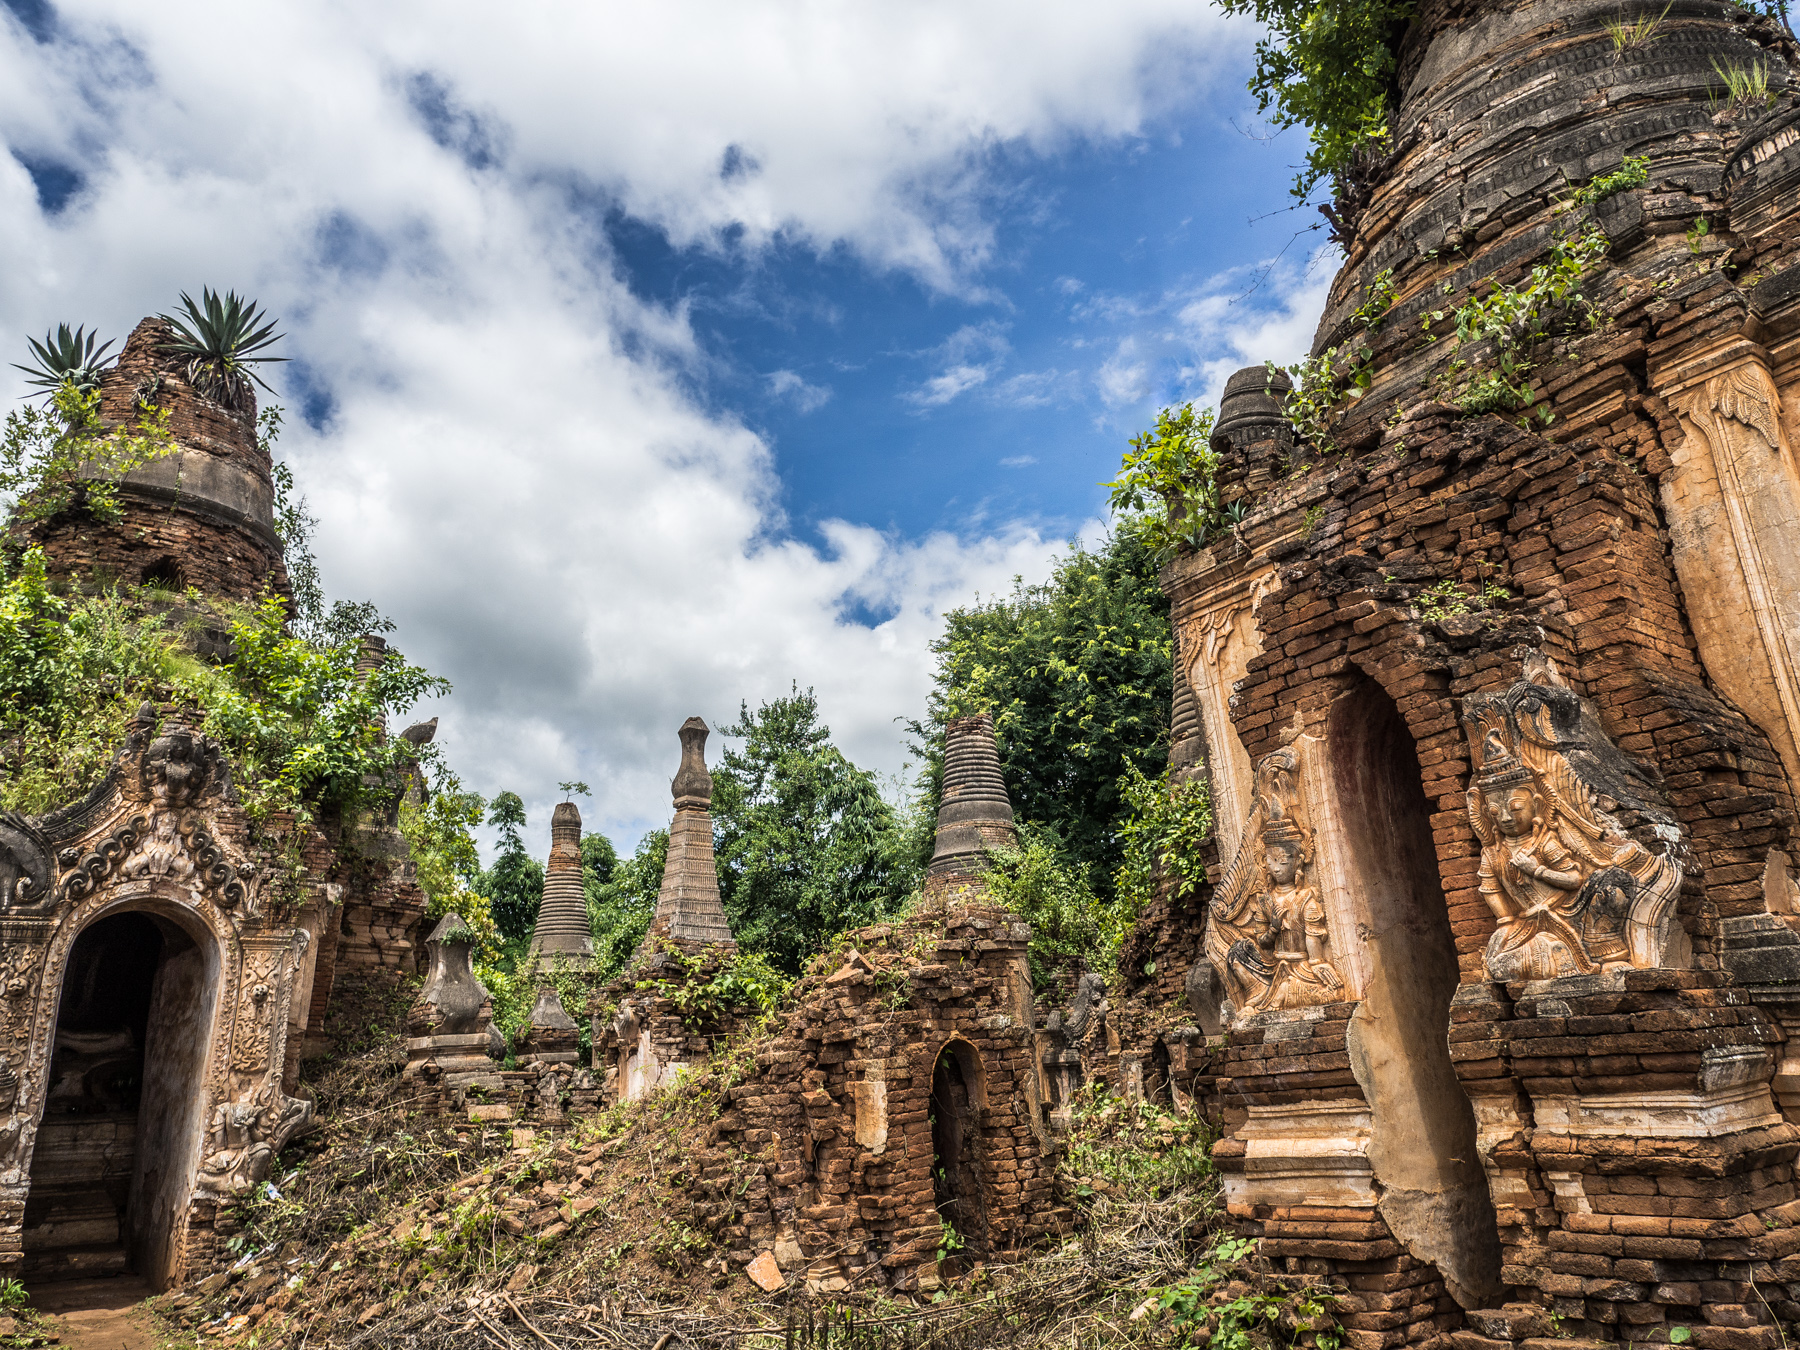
xmin=478 ymin=790 xmax=546 ymax=944
xmin=1221 ymin=0 xmax=1415 ymax=199
xmin=924 ymin=526 xmax=1172 ymax=900
xmin=713 ymin=687 xmax=918 ymax=975
xmin=2 ymin=382 xmax=176 ymax=527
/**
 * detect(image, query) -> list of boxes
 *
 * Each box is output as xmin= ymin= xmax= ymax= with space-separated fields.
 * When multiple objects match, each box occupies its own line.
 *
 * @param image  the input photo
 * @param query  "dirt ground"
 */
xmin=27 ymin=1277 xmax=164 ymax=1350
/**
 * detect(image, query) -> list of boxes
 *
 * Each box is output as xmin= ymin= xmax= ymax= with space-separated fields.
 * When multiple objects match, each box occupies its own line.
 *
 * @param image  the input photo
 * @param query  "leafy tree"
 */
xmin=586 ymin=829 xmax=666 ymax=982
xmin=713 ymin=688 xmax=917 ymax=974
xmin=982 ymin=825 xmax=1106 ymax=990
xmin=922 ymin=526 xmax=1172 ymax=900
xmin=1220 ymin=0 xmax=1415 ymax=200
xmin=478 ymin=791 xmax=545 ymax=943
xmin=581 ymin=832 xmax=618 ymax=890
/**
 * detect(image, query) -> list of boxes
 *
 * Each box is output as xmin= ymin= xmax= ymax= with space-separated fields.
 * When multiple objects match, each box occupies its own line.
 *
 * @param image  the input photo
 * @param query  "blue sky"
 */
xmin=0 ymin=0 xmax=1334 ymax=857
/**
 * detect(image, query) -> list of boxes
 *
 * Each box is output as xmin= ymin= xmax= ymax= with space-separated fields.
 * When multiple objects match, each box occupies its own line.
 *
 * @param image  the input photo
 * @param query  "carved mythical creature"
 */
xmin=195 ymin=1080 xmax=313 ymax=1196
xmin=1463 ymin=657 xmax=1684 ymax=981
xmin=0 ymin=814 xmax=54 ymax=910
xmin=1205 ymin=747 xmax=1344 ymax=1017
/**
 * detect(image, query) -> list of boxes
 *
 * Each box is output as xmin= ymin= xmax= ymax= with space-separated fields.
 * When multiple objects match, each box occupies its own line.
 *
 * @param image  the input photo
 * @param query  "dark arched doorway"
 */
xmin=27 ymin=910 xmax=218 ymax=1291
xmin=929 ymin=1039 xmax=989 ymax=1263
xmin=1328 ymin=670 xmax=1502 ymax=1308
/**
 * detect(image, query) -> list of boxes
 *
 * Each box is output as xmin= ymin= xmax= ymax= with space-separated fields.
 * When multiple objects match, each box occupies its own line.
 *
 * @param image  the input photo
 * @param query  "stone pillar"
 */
xmin=529 ymin=801 xmax=593 ymax=967
xmin=645 ymin=718 xmax=734 ymax=947
xmin=926 ymin=714 xmax=1017 ymax=881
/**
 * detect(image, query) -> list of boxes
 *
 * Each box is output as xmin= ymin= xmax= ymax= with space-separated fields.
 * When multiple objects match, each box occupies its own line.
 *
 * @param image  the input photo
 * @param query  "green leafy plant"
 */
xmin=935 ymin=1220 xmax=966 ymax=1263
xmin=0 ymin=381 xmax=175 ymax=525
xmin=12 ymin=324 xmax=114 ymax=398
xmin=558 ymin=780 xmax=590 ymax=799
xmin=1102 ymin=403 xmax=1237 ymax=557
xmin=1688 ymin=216 xmax=1712 ymax=254
xmin=1426 ymin=229 xmax=1610 ymax=421
xmin=1603 ymin=4 xmax=1670 ymax=54
xmin=1062 ymin=1086 xmax=1217 ymax=1200
xmin=158 ymin=288 xmax=288 ymax=408
xmin=1111 ymin=763 xmax=1213 ymax=959
xmin=982 ymin=825 xmax=1106 ymax=989
xmin=1670 ymin=1327 xmax=1692 ymax=1345
xmin=1271 ymin=267 xmax=1394 ymax=456
xmin=0 ymin=1276 xmax=29 ymax=1313
xmin=1412 ymin=577 xmax=1513 ymax=622
xmin=1217 ymin=0 xmax=1416 ymax=199
xmin=1569 ymin=153 xmax=1650 ymax=206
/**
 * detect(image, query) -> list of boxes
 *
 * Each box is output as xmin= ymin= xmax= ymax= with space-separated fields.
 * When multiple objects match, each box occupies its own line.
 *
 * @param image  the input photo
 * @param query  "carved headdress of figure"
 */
xmin=1463 ymin=654 xmax=1684 ymax=981
xmin=1204 ymin=747 xmax=1344 ymax=1020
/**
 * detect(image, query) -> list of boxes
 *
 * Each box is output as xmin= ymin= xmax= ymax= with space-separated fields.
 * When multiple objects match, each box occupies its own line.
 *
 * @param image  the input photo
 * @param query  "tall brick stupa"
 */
xmin=644 ymin=717 xmax=735 ymax=947
xmin=528 ymin=800 xmax=592 ymax=966
xmin=926 ymin=713 xmax=1017 ymax=882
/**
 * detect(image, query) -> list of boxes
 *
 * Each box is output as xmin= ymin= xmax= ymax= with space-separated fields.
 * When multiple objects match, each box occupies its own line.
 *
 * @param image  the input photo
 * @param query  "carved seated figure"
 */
xmin=1223 ymin=818 xmax=1343 ymax=1013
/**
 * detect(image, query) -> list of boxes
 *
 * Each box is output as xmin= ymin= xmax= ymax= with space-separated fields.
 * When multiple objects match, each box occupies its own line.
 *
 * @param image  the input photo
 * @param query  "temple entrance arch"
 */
xmin=1327 ymin=670 xmax=1501 ymax=1308
xmin=929 ymin=1038 xmax=989 ymax=1262
xmin=26 ymin=904 xmax=220 ymax=1290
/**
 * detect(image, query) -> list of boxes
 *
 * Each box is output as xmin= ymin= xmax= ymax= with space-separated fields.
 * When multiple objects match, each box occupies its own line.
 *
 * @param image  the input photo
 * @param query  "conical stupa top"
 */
xmin=927 ymin=713 xmax=1017 ymax=878
xmin=528 ymin=800 xmax=593 ymax=965
xmin=650 ymin=718 xmax=735 ymax=946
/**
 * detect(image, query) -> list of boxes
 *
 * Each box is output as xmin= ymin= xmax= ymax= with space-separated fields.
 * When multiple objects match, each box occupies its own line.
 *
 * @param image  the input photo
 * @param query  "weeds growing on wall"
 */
xmin=0 ymin=381 xmax=176 ymax=527
xmin=1111 ymin=763 xmax=1213 ymax=974
xmin=1567 ymin=154 xmax=1650 ymax=207
xmin=1424 ymin=229 xmax=1610 ymax=422
xmin=1270 ymin=267 xmax=1395 ymax=458
xmin=1604 ymin=5 xmax=1670 ymax=55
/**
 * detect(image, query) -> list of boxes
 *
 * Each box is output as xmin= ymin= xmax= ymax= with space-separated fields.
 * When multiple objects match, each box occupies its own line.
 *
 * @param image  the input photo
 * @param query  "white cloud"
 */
xmin=903 ymin=321 xmax=1011 ymax=408
xmin=1096 ymin=338 xmax=1150 ymax=406
xmin=767 ymin=369 xmax=832 ymax=413
xmin=1174 ymin=249 xmax=1336 ymax=411
xmin=0 ymin=0 xmax=1249 ymax=852
xmin=999 ymin=455 xmax=1037 ymax=468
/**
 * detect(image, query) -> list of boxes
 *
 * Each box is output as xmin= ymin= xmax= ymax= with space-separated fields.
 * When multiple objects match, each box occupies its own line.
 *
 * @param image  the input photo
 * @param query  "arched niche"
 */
xmin=928 ymin=1037 xmax=989 ymax=1262
xmin=26 ymin=895 xmax=225 ymax=1290
xmin=1327 ymin=669 xmax=1502 ymax=1309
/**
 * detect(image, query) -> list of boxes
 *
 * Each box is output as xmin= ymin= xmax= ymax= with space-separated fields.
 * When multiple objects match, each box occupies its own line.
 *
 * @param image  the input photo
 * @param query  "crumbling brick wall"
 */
xmin=687 ymin=903 xmax=1067 ymax=1295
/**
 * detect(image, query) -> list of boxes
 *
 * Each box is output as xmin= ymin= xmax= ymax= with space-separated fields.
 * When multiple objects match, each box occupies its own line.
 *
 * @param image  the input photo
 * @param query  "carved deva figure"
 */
xmin=1206 ymin=747 xmax=1344 ymax=1017
xmin=1464 ymin=655 xmax=1684 ymax=981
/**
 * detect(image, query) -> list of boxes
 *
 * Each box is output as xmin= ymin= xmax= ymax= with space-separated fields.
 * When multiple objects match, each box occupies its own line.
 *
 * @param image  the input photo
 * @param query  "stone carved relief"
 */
xmin=1664 ymin=353 xmax=1800 ymax=787
xmin=0 ymin=817 xmax=53 ymax=911
xmin=1176 ymin=569 xmax=1279 ymax=866
xmin=195 ymin=1079 xmax=313 ymax=1197
xmin=1463 ymin=658 xmax=1685 ymax=981
xmin=1206 ymin=747 xmax=1345 ymax=1017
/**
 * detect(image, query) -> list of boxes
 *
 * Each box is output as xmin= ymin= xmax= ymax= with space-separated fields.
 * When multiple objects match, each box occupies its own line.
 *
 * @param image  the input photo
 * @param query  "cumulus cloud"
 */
xmin=0 ymin=0 xmax=1248 ymax=849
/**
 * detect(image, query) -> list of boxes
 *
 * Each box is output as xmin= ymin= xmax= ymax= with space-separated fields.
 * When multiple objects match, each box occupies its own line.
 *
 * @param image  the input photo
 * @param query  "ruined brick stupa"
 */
xmin=644 ymin=716 xmax=734 ymax=948
xmin=528 ymin=801 xmax=592 ymax=966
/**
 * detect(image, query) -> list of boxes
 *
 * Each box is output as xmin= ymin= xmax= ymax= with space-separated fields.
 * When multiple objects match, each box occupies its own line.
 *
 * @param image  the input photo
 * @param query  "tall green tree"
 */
xmin=585 ymin=828 xmax=666 ymax=983
xmin=921 ymin=523 xmax=1172 ymax=900
xmin=479 ymin=791 xmax=545 ymax=943
xmin=713 ymin=688 xmax=917 ymax=974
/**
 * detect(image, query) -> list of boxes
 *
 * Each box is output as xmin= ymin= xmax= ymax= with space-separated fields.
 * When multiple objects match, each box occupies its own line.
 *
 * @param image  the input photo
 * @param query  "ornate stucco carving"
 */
xmin=1176 ymin=568 xmax=1278 ymax=866
xmin=1206 ymin=747 xmax=1345 ymax=1018
xmin=1661 ymin=349 xmax=1800 ymax=789
xmin=1463 ymin=657 xmax=1685 ymax=981
xmin=194 ymin=1079 xmax=313 ymax=1197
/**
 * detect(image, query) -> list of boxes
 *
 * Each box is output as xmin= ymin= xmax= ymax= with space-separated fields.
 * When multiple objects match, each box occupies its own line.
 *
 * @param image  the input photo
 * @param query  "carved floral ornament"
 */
xmin=1462 ymin=656 xmax=1684 ymax=982
xmin=1206 ymin=747 xmax=1346 ymax=1020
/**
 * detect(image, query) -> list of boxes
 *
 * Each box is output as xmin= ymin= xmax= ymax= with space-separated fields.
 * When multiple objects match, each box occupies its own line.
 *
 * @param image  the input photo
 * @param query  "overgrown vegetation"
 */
xmin=1216 ymin=0 xmax=1416 ymax=200
xmin=1102 ymin=404 xmax=1243 ymax=556
xmin=1425 ymin=229 xmax=1610 ymax=421
xmin=1603 ymin=4 xmax=1670 ymax=55
xmin=10 ymin=323 xmax=114 ymax=397
xmin=1 ymin=380 xmax=175 ymax=526
xmin=983 ymin=826 xmax=1107 ymax=990
xmin=159 ymin=287 xmax=288 ymax=409
xmin=1112 ymin=765 xmax=1213 ymax=977
xmin=1270 ymin=267 xmax=1394 ymax=458
xmin=1568 ymin=153 xmax=1649 ymax=207
xmin=922 ymin=525 xmax=1172 ymax=906
xmin=1712 ymin=55 xmax=1776 ymax=109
